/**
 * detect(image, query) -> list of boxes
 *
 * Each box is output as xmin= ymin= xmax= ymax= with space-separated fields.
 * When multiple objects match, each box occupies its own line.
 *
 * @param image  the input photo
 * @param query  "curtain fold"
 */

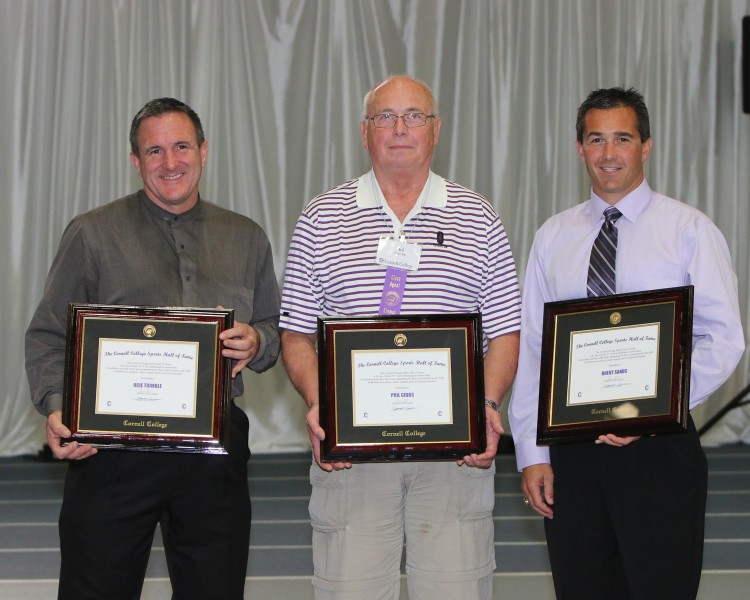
xmin=2 ymin=0 xmax=748 ymax=456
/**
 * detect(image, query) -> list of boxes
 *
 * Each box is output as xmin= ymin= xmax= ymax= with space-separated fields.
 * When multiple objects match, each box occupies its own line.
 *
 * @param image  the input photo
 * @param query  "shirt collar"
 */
xmin=587 ymin=179 xmax=652 ymax=224
xmin=139 ymin=189 xmax=203 ymax=222
xmin=356 ymin=170 xmax=448 ymax=210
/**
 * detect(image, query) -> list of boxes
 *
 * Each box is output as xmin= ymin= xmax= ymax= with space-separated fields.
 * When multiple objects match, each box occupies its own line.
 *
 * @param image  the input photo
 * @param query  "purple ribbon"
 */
xmin=378 ymin=267 xmax=407 ymax=315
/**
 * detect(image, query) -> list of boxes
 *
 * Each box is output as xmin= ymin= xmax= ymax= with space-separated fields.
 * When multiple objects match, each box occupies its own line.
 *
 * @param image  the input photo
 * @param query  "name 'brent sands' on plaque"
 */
xmin=536 ymin=286 xmax=693 ymax=445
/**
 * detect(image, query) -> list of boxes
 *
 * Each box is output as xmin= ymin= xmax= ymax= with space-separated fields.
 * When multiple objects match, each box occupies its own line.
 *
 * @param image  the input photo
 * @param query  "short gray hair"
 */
xmin=362 ymin=75 xmax=438 ymax=119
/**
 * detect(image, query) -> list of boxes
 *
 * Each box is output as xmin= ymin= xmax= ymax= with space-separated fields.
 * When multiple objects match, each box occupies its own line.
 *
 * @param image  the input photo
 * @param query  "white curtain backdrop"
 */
xmin=2 ymin=0 xmax=749 ymax=456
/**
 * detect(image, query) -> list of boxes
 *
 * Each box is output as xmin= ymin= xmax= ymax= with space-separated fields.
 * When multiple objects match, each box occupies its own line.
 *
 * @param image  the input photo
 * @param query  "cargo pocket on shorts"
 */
xmin=308 ymin=463 xmax=348 ymax=533
xmin=458 ymin=461 xmax=496 ymax=520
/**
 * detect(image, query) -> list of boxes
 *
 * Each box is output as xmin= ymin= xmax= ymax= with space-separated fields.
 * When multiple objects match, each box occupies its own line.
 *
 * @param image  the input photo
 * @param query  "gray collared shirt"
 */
xmin=26 ymin=190 xmax=280 ymax=415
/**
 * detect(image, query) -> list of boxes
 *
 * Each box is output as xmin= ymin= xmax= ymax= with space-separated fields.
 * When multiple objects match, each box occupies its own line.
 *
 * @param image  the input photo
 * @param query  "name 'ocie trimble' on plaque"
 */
xmin=96 ymin=338 xmax=199 ymax=418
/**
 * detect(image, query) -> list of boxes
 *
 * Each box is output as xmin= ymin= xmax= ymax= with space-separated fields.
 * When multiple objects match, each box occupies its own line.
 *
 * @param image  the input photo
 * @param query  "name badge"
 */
xmin=375 ymin=235 xmax=422 ymax=272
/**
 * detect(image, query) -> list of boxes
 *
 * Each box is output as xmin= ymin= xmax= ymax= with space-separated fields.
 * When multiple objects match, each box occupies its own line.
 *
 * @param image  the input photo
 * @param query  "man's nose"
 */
xmin=392 ymin=115 xmax=408 ymax=134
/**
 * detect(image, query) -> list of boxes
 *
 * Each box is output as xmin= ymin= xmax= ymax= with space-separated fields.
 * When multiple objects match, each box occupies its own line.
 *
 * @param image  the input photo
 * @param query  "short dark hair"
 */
xmin=129 ymin=98 xmax=205 ymax=154
xmin=576 ymin=87 xmax=650 ymax=143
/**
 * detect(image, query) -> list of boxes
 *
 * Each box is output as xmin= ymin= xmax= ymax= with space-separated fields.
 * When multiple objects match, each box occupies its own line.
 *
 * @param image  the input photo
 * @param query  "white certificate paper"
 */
xmin=567 ymin=323 xmax=660 ymax=406
xmin=351 ymin=348 xmax=453 ymax=426
xmin=96 ymin=339 xmax=199 ymax=417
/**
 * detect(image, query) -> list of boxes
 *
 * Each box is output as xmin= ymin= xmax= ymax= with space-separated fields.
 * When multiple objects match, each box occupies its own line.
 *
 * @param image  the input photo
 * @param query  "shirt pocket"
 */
xmin=624 ymin=265 xmax=684 ymax=291
xmin=212 ymin=282 xmax=255 ymax=324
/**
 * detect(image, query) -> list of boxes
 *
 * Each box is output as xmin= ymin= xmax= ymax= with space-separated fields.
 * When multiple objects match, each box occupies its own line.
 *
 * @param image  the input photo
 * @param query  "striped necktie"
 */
xmin=587 ymin=206 xmax=622 ymax=297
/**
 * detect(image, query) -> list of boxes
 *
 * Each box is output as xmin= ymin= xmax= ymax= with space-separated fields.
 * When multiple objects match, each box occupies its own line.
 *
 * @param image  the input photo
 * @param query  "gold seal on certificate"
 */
xmin=537 ymin=286 xmax=693 ymax=444
xmin=317 ymin=313 xmax=486 ymax=462
xmin=62 ymin=303 xmax=233 ymax=453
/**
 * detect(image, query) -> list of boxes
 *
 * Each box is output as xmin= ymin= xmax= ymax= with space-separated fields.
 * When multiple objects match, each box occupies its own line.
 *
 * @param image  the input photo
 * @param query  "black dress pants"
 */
xmin=57 ymin=402 xmax=251 ymax=600
xmin=545 ymin=417 xmax=707 ymax=600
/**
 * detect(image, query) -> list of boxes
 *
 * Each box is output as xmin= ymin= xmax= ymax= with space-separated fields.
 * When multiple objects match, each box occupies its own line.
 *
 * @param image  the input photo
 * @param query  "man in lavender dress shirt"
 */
xmin=509 ymin=87 xmax=745 ymax=599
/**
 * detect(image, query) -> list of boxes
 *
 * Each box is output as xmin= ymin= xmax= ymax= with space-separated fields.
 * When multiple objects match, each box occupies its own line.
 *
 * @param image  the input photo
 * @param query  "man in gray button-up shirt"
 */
xmin=25 ymin=97 xmax=280 ymax=600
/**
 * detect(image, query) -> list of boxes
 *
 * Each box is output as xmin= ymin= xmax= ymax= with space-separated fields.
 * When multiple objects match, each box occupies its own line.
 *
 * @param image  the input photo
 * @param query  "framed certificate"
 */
xmin=318 ymin=313 xmax=486 ymax=462
xmin=537 ymin=286 xmax=693 ymax=444
xmin=62 ymin=303 xmax=233 ymax=453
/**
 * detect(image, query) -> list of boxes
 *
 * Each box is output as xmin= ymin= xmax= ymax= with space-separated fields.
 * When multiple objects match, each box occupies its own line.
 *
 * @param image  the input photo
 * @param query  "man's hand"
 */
xmin=460 ymin=408 xmax=503 ymax=468
xmin=46 ymin=410 xmax=98 ymax=460
xmin=281 ymin=329 xmax=351 ymax=472
xmin=463 ymin=331 xmax=518 ymax=468
xmin=306 ymin=403 xmax=351 ymax=472
xmin=521 ymin=463 xmax=554 ymax=519
xmin=595 ymin=434 xmax=642 ymax=447
xmin=219 ymin=319 xmax=260 ymax=378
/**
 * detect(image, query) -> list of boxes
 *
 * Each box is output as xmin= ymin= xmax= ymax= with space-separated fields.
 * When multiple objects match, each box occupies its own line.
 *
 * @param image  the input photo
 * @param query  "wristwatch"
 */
xmin=484 ymin=398 xmax=500 ymax=413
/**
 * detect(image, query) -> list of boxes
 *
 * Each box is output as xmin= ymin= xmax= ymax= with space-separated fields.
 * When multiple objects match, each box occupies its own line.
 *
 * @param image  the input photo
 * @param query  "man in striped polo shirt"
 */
xmin=280 ymin=75 xmax=521 ymax=600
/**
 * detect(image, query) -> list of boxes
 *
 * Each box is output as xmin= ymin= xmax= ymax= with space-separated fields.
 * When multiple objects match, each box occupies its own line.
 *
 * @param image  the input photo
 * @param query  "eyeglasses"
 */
xmin=366 ymin=112 xmax=436 ymax=128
